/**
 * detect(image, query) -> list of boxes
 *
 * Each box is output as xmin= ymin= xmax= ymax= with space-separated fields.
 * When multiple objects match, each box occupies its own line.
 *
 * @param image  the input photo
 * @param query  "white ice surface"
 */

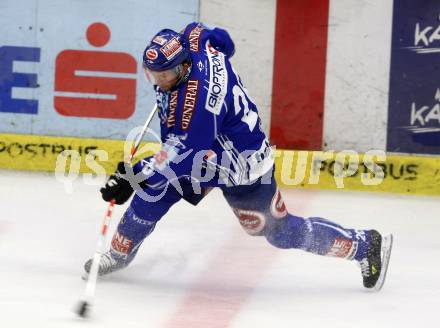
xmin=0 ymin=170 xmax=439 ymax=328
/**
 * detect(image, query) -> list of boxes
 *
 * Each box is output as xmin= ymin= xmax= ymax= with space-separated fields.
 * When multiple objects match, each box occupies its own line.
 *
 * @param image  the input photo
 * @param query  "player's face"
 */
xmin=144 ymin=66 xmax=179 ymax=91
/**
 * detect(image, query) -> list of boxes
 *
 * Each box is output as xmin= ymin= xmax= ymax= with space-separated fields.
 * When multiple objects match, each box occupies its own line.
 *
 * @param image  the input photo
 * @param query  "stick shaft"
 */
xmin=84 ymin=199 xmax=115 ymax=299
xmin=128 ymin=104 xmax=158 ymax=162
xmin=81 ymin=104 xmax=157 ymax=304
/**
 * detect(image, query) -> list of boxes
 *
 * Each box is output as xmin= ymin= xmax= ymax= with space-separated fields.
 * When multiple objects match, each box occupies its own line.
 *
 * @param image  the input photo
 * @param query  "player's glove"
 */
xmin=100 ymin=161 xmax=134 ymax=205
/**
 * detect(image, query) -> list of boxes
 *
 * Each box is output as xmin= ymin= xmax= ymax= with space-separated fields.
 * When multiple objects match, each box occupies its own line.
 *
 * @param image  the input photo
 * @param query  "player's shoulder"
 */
xmin=182 ymin=22 xmax=234 ymax=58
xmin=182 ymin=22 xmax=209 ymax=54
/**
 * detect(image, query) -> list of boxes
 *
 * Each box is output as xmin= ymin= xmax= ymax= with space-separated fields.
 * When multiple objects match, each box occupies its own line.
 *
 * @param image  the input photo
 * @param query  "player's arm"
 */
xmin=99 ymin=120 xmax=215 ymax=205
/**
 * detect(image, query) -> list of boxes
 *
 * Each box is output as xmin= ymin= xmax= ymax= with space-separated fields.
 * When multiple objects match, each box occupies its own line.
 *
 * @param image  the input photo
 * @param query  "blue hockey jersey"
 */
xmin=136 ymin=22 xmax=274 ymax=191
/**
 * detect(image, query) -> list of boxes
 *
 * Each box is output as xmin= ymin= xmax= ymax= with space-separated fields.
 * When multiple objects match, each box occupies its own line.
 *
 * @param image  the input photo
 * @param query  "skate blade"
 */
xmin=373 ymin=234 xmax=393 ymax=291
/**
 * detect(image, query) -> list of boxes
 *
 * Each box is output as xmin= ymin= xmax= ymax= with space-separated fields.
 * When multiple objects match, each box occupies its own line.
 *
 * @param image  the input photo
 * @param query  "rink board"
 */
xmin=0 ymin=0 xmax=198 ymax=140
xmin=0 ymin=133 xmax=439 ymax=196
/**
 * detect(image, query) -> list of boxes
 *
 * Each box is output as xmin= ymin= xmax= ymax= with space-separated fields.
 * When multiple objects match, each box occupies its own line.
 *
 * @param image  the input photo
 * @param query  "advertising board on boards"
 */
xmin=388 ymin=0 xmax=440 ymax=155
xmin=0 ymin=0 xmax=198 ymax=140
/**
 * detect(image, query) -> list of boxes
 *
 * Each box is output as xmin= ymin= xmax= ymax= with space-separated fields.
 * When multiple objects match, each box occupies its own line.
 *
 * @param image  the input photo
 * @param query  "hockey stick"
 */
xmin=76 ymin=104 xmax=157 ymax=318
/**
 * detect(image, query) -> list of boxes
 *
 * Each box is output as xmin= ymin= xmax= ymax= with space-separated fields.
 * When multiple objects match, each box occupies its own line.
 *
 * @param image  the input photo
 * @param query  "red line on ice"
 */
xmin=164 ymin=189 xmax=312 ymax=328
xmin=0 ymin=221 xmax=9 ymax=237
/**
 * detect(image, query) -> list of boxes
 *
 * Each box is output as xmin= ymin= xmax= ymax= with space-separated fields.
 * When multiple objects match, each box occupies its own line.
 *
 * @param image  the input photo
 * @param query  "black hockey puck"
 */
xmin=76 ymin=301 xmax=89 ymax=318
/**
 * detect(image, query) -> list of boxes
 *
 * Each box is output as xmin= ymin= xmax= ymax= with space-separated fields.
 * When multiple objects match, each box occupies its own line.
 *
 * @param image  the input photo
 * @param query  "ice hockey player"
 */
xmin=84 ymin=22 xmax=392 ymax=290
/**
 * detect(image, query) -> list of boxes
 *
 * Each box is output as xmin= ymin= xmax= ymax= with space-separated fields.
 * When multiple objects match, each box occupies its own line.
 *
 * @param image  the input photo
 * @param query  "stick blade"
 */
xmin=76 ymin=300 xmax=90 ymax=318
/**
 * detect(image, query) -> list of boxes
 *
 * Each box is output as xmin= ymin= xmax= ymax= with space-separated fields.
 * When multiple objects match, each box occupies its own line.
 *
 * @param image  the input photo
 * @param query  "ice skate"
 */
xmin=359 ymin=230 xmax=393 ymax=291
xmin=83 ymin=251 xmax=129 ymax=278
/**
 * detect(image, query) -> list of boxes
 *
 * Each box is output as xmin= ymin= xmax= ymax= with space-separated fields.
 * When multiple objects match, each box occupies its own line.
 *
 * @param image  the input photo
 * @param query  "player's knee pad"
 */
xmin=231 ymin=208 xmax=267 ymax=236
xmin=229 ymin=187 xmax=289 ymax=236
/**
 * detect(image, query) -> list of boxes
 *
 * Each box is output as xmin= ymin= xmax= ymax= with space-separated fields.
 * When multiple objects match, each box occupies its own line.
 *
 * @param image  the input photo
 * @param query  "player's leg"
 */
xmin=222 ymin=171 xmax=389 ymax=288
xmin=84 ymin=181 xmax=183 ymax=276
